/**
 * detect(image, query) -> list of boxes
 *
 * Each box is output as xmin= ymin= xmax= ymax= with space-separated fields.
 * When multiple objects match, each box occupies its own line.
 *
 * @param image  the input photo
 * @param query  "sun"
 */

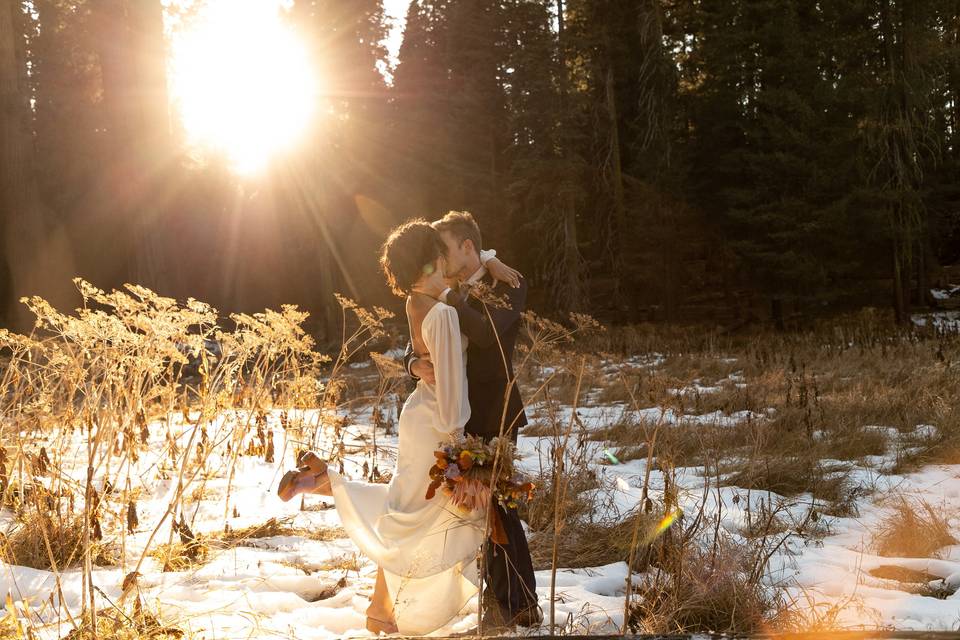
xmin=169 ymin=1 xmax=318 ymax=175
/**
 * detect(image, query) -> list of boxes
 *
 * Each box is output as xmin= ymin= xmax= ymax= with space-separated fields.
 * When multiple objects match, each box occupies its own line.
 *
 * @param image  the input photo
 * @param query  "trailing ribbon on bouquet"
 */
xmin=425 ymin=434 xmax=536 ymax=518
xmin=488 ymin=506 xmax=509 ymax=545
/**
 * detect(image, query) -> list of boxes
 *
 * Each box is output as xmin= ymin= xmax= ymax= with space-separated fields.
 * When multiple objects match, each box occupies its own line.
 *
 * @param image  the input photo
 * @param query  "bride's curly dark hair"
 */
xmin=379 ymin=219 xmax=446 ymax=297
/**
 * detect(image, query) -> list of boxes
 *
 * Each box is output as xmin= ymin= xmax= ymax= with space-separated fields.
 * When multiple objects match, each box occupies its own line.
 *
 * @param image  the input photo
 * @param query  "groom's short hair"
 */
xmin=433 ymin=211 xmax=482 ymax=256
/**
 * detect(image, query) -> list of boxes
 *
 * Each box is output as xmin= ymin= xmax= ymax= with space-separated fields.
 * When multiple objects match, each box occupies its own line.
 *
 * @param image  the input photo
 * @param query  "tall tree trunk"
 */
xmin=916 ymin=236 xmax=929 ymax=307
xmin=93 ymin=0 xmax=172 ymax=289
xmin=636 ymin=0 xmax=676 ymax=319
xmin=555 ymin=0 xmax=584 ymax=312
xmin=603 ymin=64 xmax=626 ymax=296
xmin=0 ymin=0 xmax=24 ymax=322
xmin=876 ymin=0 xmax=929 ymax=324
xmin=658 ymin=200 xmax=678 ymax=320
xmin=953 ymin=3 xmax=960 ymax=163
xmin=0 ymin=2 xmax=74 ymax=328
xmin=892 ymin=236 xmax=906 ymax=324
xmin=128 ymin=0 xmax=172 ymax=288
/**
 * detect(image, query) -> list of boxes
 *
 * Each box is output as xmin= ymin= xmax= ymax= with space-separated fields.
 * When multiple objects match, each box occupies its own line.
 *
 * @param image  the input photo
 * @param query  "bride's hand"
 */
xmin=486 ymin=257 xmax=522 ymax=288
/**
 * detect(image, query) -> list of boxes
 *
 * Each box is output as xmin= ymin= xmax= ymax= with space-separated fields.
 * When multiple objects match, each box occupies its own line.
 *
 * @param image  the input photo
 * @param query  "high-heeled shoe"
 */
xmin=277 ymin=451 xmax=330 ymax=502
xmin=298 ymin=450 xmax=327 ymax=475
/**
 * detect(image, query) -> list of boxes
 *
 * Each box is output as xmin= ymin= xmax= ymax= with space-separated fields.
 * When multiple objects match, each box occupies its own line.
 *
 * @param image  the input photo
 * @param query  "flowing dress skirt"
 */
xmin=327 ymin=379 xmax=486 ymax=635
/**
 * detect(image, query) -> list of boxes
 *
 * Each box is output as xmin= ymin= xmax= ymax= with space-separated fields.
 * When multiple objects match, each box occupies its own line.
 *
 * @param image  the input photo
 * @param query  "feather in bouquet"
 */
xmin=426 ymin=433 xmax=535 ymax=513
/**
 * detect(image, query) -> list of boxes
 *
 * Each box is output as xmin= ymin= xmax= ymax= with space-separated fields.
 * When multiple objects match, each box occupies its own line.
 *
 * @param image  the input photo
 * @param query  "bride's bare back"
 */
xmin=406 ymin=294 xmax=439 ymax=363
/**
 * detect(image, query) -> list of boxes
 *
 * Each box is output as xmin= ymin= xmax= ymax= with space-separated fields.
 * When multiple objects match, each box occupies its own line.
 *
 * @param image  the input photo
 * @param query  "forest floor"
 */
xmin=2 ymin=292 xmax=960 ymax=638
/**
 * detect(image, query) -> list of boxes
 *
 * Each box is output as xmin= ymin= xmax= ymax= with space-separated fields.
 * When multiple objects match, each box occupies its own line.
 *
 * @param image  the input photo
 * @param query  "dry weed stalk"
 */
xmin=1 ymin=279 xmax=333 ymax=636
xmin=873 ymin=496 xmax=957 ymax=558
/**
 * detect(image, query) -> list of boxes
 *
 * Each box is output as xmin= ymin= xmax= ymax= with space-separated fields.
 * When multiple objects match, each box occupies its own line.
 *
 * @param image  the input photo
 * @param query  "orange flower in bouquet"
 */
xmin=425 ymin=434 xmax=535 ymax=514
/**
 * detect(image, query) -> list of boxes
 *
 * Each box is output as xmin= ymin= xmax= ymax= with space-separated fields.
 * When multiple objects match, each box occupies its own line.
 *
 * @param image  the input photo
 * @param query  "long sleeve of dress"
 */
xmin=421 ymin=304 xmax=470 ymax=435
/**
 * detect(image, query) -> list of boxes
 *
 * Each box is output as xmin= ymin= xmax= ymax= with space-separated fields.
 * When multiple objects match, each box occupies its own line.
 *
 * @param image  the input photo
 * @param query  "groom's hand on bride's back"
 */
xmin=411 ymin=355 xmax=436 ymax=385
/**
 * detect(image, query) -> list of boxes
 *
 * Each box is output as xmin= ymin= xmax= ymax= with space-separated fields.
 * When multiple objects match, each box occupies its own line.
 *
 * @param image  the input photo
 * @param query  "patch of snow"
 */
xmin=931 ymin=289 xmax=951 ymax=300
xmin=912 ymin=311 xmax=960 ymax=332
xmin=911 ymin=424 xmax=940 ymax=441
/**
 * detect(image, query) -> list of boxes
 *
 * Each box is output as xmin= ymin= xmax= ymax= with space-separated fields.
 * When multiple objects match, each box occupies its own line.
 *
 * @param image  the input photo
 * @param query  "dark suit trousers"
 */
xmin=484 ymin=500 xmax=538 ymax=616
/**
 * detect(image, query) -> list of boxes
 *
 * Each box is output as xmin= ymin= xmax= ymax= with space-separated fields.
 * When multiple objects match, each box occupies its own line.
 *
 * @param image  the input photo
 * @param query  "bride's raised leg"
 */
xmin=365 ymin=566 xmax=398 ymax=634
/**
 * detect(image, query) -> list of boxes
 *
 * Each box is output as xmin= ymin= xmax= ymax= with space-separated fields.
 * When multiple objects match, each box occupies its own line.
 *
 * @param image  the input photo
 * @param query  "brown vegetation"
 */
xmin=873 ymin=497 xmax=957 ymax=559
xmin=1 ymin=283 xmax=958 ymax=635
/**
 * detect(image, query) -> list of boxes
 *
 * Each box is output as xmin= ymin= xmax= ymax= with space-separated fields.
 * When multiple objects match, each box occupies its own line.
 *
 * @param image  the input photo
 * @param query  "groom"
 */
xmin=403 ymin=211 xmax=541 ymax=631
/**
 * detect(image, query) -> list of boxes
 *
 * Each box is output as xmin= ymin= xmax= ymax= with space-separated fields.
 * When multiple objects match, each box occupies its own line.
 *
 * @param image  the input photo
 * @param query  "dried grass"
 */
xmin=873 ymin=497 xmax=957 ymax=558
xmin=62 ymin=607 xmax=187 ymax=639
xmin=150 ymin=540 xmax=210 ymax=573
xmin=519 ymin=469 xmax=599 ymax=534
xmin=725 ymin=457 xmax=847 ymax=501
xmin=314 ymin=555 xmax=364 ymax=573
xmin=2 ymin=511 xmax=118 ymax=571
xmin=627 ymin=537 xmax=778 ymax=634
xmin=528 ymin=511 xmax=661 ymax=570
xmin=868 ymin=565 xmax=957 ymax=599
xmin=219 ymin=517 xmax=345 ymax=545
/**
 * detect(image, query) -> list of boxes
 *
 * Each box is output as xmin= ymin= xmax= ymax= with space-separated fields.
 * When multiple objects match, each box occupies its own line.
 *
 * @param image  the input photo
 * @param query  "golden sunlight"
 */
xmin=169 ymin=1 xmax=317 ymax=175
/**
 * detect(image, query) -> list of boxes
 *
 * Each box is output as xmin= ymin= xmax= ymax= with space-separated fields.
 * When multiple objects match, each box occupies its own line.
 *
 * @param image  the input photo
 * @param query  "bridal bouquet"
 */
xmin=426 ymin=434 xmax=535 ymax=514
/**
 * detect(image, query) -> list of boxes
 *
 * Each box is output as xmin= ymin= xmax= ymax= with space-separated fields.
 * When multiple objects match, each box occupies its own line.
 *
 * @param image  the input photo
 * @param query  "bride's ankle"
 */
xmin=308 ymin=469 xmax=333 ymax=496
xmin=365 ymin=616 xmax=398 ymax=635
xmin=365 ymin=609 xmax=394 ymax=621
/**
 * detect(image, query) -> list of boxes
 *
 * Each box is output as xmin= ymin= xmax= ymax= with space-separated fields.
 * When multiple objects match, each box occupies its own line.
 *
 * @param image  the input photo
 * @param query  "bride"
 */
xmin=278 ymin=219 xmax=487 ymax=635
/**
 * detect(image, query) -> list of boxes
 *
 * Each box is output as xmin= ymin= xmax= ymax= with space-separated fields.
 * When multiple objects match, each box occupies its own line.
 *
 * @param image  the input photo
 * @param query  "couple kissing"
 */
xmin=278 ymin=211 xmax=540 ymax=635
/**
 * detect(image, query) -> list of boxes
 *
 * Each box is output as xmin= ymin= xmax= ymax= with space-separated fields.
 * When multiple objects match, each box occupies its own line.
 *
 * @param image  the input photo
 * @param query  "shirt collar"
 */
xmin=464 ymin=263 xmax=487 ymax=287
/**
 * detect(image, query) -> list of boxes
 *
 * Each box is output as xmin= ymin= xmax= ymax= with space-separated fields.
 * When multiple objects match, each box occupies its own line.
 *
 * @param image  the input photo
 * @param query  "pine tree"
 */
xmin=500 ymin=0 xmax=588 ymax=311
xmin=88 ymin=0 xmax=173 ymax=287
xmin=862 ymin=0 xmax=945 ymax=322
xmin=1 ymin=1 xmax=76 ymax=327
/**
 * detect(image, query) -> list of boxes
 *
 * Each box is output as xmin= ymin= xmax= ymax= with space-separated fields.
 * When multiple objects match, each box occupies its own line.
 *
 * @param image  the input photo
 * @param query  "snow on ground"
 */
xmin=524 ymin=401 xmax=765 ymax=436
xmin=931 ymin=286 xmax=960 ymax=301
xmin=3 ymin=375 xmax=960 ymax=637
xmin=0 ymin=404 xmax=640 ymax=638
xmin=779 ymin=465 xmax=960 ymax=630
xmin=913 ymin=311 xmax=960 ymax=332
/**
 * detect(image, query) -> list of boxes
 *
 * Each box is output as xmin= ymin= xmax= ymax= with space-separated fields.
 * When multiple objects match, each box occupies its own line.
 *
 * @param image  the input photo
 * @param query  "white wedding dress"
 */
xmin=326 ymin=302 xmax=487 ymax=635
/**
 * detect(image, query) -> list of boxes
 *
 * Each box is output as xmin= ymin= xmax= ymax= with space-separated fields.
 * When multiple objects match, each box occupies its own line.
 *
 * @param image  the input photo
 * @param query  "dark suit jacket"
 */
xmin=404 ymin=273 xmax=528 ymax=443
